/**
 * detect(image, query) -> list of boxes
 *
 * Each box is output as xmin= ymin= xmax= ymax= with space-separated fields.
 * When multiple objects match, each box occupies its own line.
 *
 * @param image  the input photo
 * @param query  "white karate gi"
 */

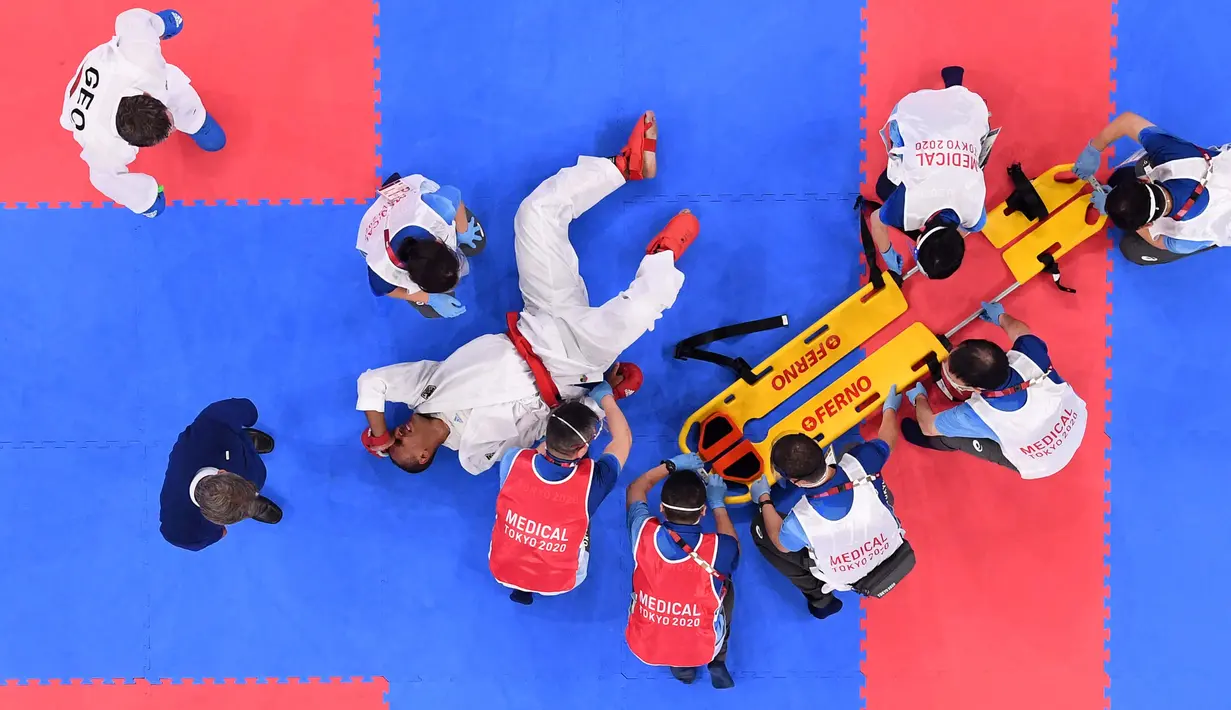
xmin=60 ymin=9 xmax=207 ymax=212
xmin=356 ymin=156 xmax=685 ymax=474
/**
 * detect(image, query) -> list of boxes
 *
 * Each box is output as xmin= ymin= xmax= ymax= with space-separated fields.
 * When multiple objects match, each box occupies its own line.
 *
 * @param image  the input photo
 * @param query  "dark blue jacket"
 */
xmin=159 ymin=399 xmax=266 ymax=551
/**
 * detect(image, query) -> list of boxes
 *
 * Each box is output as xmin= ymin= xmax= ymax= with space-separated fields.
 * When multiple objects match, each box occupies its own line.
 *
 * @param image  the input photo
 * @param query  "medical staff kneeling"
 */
xmin=901 ymin=302 xmax=1087 ymax=478
xmin=488 ymin=381 xmax=631 ymax=605
xmin=355 ymin=173 xmax=485 ymax=319
xmin=751 ymin=400 xmax=912 ymax=620
xmin=625 ymin=454 xmax=739 ymax=689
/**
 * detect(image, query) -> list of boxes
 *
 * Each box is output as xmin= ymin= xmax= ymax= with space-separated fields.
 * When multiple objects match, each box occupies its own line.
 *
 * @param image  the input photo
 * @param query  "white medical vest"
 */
xmin=355 ymin=175 xmax=466 ymax=294
xmin=967 ymin=351 xmax=1087 ymax=479
xmin=1146 ymin=144 xmax=1231 ymax=247
xmin=884 ymin=87 xmax=990 ymax=231
xmin=789 ymin=456 xmax=904 ymax=592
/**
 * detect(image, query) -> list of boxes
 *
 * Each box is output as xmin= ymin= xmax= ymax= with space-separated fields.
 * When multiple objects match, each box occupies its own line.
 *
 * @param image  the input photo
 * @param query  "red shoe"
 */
xmin=609 ymin=362 xmax=643 ymax=400
xmin=645 ymin=209 xmax=699 ymax=261
xmin=613 ymin=111 xmax=657 ymax=180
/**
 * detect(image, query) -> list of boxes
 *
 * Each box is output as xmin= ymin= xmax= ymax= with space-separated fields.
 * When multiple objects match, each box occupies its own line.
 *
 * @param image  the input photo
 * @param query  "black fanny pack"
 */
xmin=852 ymin=539 xmax=916 ymax=598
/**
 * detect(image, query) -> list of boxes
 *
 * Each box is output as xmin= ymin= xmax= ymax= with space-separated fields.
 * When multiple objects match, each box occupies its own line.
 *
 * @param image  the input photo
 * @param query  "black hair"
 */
xmin=1106 ymin=181 xmax=1160 ymax=232
xmin=770 ymin=433 xmax=827 ymax=484
xmin=947 ymin=339 xmax=1010 ymax=390
xmin=395 ymin=236 xmax=461 ymax=294
xmin=917 ymin=222 xmax=965 ymax=280
xmin=115 ymin=95 xmax=173 ymax=148
xmin=545 ymin=400 xmax=600 ymax=456
xmin=392 ymin=449 xmax=436 ymax=474
xmin=660 ymin=470 xmax=707 ymax=524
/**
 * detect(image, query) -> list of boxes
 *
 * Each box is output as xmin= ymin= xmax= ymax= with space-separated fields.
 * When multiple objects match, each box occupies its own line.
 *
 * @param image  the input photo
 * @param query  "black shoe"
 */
xmin=670 ymin=667 xmax=696 ymax=684
xmin=707 ymin=660 xmax=734 ymax=689
xmin=509 ymin=590 xmax=534 ymax=605
xmin=941 ymin=65 xmax=965 ymax=88
xmin=807 ymin=595 xmax=843 ymax=620
xmin=251 ymin=495 xmax=282 ymax=524
xmin=381 ymin=172 xmax=402 ymax=189
xmin=245 ymin=428 xmax=275 ymax=454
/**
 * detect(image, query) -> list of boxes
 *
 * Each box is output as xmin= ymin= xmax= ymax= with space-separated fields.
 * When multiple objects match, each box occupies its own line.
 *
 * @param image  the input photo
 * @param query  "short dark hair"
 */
xmin=196 ymin=472 xmax=262 ymax=525
xmin=948 ymin=339 xmax=1010 ymax=390
xmin=545 ymin=400 xmax=600 ymax=457
xmin=1106 ymin=181 xmax=1159 ymax=231
xmin=771 ymin=433 xmax=827 ymax=484
xmin=392 ymin=449 xmax=436 ymax=474
xmin=917 ymin=223 xmax=965 ymax=279
xmin=395 ymin=232 xmax=461 ymax=293
xmin=116 ymin=95 xmax=173 ymax=148
xmin=661 ymin=470 xmax=706 ymax=524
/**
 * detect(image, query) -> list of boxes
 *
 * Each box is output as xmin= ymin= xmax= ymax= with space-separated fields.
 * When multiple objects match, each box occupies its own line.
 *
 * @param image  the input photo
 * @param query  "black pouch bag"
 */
xmin=852 ymin=539 xmax=916 ymax=598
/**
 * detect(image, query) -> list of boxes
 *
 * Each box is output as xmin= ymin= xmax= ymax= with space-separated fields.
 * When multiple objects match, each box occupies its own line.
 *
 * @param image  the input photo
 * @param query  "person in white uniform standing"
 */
xmin=868 ymin=66 xmax=995 ymax=280
xmin=355 ymin=111 xmax=700 ymax=474
xmin=61 ymin=8 xmax=226 ymax=218
xmin=899 ymin=302 xmax=1087 ymax=479
xmin=355 ymin=172 xmax=487 ymax=318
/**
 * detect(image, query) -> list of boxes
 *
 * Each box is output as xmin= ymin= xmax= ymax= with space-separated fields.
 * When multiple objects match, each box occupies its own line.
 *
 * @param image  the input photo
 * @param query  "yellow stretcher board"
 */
xmin=711 ymin=323 xmax=948 ymax=506
xmin=677 ymin=277 xmax=907 ymax=455
xmin=982 ymin=164 xmax=1085 ymax=248
xmin=1002 ymin=194 xmax=1108 ymax=283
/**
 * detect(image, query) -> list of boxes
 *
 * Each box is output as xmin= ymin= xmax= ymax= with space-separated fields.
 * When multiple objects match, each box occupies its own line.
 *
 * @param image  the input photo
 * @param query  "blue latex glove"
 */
xmin=426 ymin=292 xmax=466 ymax=318
xmin=704 ymin=473 xmax=728 ymax=510
xmin=142 ymin=187 xmax=166 ymax=218
xmin=589 ymin=382 xmax=614 ymax=403
xmin=1074 ymin=141 xmax=1102 ymax=180
xmin=748 ymin=476 xmax=771 ymax=503
xmin=905 ymin=382 xmax=927 ymax=404
xmin=458 ymin=217 xmax=482 ymax=248
xmin=881 ymin=245 xmax=903 ymax=274
xmin=157 ymin=10 xmax=184 ymax=39
xmin=1091 ymin=185 xmax=1110 ymax=215
xmin=979 ymin=300 xmax=1006 ymax=324
xmin=668 ymin=453 xmax=704 ymax=472
xmin=882 ymin=384 xmax=902 ymax=412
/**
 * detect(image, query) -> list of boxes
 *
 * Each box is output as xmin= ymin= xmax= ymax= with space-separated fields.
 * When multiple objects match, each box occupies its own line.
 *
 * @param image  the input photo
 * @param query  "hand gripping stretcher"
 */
xmin=676 ymin=164 xmax=1106 ymax=505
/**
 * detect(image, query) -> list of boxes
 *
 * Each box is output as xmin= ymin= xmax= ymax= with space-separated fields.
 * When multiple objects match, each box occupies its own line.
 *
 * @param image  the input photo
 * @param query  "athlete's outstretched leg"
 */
xmin=514 ymin=112 xmax=658 ymax=317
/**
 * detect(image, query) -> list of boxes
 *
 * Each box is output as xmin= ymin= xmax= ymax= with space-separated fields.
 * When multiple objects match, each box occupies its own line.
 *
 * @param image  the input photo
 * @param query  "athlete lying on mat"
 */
xmin=354 ymin=112 xmax=699 ymax=474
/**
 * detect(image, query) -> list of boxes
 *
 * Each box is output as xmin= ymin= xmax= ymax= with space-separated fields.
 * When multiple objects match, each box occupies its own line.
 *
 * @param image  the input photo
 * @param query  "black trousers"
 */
xmin=750 ymin=513 xmax=841 ymax=611
xmin=673 ymin=581 xmax=735 ymax=670
xmin=901 ymin=418 xmax=1017 ymax=472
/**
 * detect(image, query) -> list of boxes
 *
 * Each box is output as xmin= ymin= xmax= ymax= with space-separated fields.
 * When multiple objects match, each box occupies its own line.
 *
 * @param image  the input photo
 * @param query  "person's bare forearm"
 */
xmin=626 ymin=464 xmax=669 ymax=507
xmin=713 ymin=507 xmax=737 ymax=541
xmin=998 ymin=313 xmax=1032 ymax=342
xmin=365 ymin=410 xmax=389 ymax=437
xmin=914 ymin=394 xmax=940 ymax=436
xmin=601 ymin=397 xmax=633 ymax=466
xmin=870 ymin=209 xmax=894 ymax=252
xmin=879 ymin=408 xmax=900 ymax=450
xmin=389 ymin=287 xmax=429 ymax=304
xmin=755 ymin=489 xmax=790 ymax=553
xmin=1093 ymin=112 xmax=1153 ymax=151
xmin=454 ymin=199 xmax=467 ymax=232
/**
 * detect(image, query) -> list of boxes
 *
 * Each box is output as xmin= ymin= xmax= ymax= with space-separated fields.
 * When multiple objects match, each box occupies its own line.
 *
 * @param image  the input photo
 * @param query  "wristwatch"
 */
xmin=662 ymin=459 xmax=677 ymax=474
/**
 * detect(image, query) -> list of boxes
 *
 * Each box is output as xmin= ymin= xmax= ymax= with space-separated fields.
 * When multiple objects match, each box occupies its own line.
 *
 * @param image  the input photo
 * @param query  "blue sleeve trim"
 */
xmin=879 ymin=187 xmax=907 ymax=230
xmin=933 ymin=403 xmax=998 ymax=441
xmin=498 ymin=449 xmax=520 ymax=488
xmin=715 ymin=533 xmax=740 ymax=575
xmin=1139 ymin=127 xmax=1205 ymax=163
xmin=779 ymin=513 xmax=810 ymax=552
xmin=849 ymin=440 xmax=890 ymax=474
xmin=367 ymin=267 xmax=398 ymax=296
xmin=588 ymin=454 xmax=622 ymax=512
xmin=627 ymin=502 xmax=652 ymax=550
xmin=968 ymin=207 xmax=988 ymax=232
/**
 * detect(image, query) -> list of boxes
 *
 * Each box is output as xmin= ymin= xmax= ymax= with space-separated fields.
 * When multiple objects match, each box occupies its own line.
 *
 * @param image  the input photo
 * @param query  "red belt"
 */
xmin=506 ymin=313 xmax=561 ymax=408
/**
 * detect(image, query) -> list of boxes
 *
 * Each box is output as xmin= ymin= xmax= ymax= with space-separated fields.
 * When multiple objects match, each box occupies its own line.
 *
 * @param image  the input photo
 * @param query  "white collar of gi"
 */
xmin=189 ymin=467 xmax=221 ymax=508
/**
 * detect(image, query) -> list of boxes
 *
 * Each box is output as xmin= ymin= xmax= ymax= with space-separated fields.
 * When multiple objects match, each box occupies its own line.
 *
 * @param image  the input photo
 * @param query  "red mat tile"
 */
xmin=0 ymin=0 xmax=378 ymax=207
xmin=0 ymin=677 xmax=387 ymax=710
xmin=859 ymin=1 xmax=1113 ymax=709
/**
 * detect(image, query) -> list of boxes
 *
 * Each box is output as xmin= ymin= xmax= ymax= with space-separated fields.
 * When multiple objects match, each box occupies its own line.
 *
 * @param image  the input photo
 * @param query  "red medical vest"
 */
xmin=489 ymin=449 xmax=594 ymax=595
xmin=625 ymin=518 xmax=725 ymax=667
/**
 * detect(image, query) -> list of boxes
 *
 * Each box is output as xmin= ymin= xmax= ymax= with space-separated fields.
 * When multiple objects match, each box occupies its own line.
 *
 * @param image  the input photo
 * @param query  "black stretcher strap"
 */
xmin=673 ymin=316 xmax=790 ymax=384
xmin=1038 ymin=252 xmax=1076 ymax=294
xmin=856 ymin=197 xmax=886 ymax=290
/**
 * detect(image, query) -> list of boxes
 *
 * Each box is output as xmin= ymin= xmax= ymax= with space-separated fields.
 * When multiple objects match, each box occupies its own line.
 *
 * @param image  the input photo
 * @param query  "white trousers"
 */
xmin=513 ymin=156 xmax=686 ymax=385
xmin=165 ymin=63 xmax=207 ymax=135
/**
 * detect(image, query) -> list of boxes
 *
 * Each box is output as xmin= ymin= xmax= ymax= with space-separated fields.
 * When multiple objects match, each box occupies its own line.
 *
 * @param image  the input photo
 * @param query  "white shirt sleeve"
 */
xmin=114 ymin=9 xmax=169 ymax=78
xmin=87 ymin=160 xmax=158 ymax=212
xmin=355 ymin=362 xmax=441 ymax=413
xmin=455 ymin=404 xmax=540 ymax=475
